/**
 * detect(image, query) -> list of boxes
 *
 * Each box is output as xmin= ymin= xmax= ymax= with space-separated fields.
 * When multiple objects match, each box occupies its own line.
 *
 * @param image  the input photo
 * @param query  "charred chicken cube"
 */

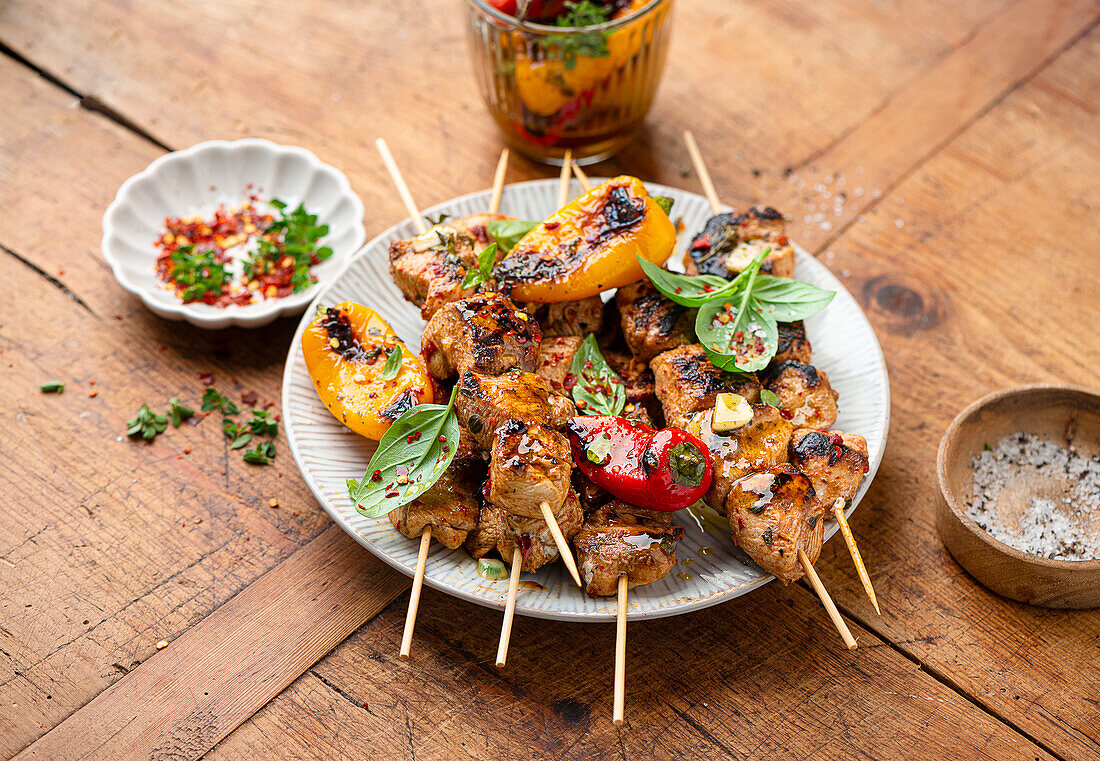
xmin=455 ymin=369 xmax=570 ymax=448
xmin=762 ymin=361 xmax=838 ymax=430
xmin=620 ymin=401 xmax=655 ymax=428
xmin=683 ymin=207 xmax=795 ymax=280
xmin=604 ymin=349 xmax=656 ymax=404
xmin=725 ymin=465 xmax=822 ymax=584
xmin=573 ymin=500 xmax=686 ymax=597
xmin=388 ymin=226 xmax=483 ymax=320
xmin=684 ymin=404 xmax=793 ymax=512
xmin=388 ymin=434 xmax=486 ymax=549
xmin=572 ymin=468 xmax=612 ymax=516
xmin=773 ymin=320 xmax=812 ymax=365
xmin=537 ymin=296 xmax=605 ymax=337
xmin=465 ymin=489 xmax=584 ymax=572
xmin=487 ymin=420 xmax=573 ymax=519
xmin=420 ymin=293 xmax=541 ymax=379
xmin=650 ymin=344 xmax=761 ymax=428
xmin=536 ymin=336 xmax=581 ymax=395
xmin=789 ymin=429 xmax=869 ymax=512
xmin=616 ymin=280 xmax=695 ymax=362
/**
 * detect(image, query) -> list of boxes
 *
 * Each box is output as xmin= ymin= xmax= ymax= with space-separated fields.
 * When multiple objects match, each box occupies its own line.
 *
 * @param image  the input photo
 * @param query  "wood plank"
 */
xmin=207 ymin=584 xmax=1057 ymax=761
xmin=13 ymin=524 xmax=406 ymax=761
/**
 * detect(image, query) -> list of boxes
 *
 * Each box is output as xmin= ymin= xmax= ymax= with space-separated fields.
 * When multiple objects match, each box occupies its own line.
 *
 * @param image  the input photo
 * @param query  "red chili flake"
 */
xmin=563 ymin=371 xmax=578 ymax=390
xmin=384 ymin=490 xmax=399 ymax=498
xmin=88 ymin=389 xmax=98 ymax=398
xmin=675 ymin=286 xmax=683 ymax=293
xmin=196 ymin=372 xmax=215 ymax=386
xmin=543 ymin=221 xmax=560 ymax=231
xmin=371 ymin=469 xmax=383 ymax=482
xmin=441 ymin=444 xmax=450 ymax=453
xmin=776 ymin=235 xmax=789 ymax=246
xmin=113 ymin=314 xmax=123 ymax=321
xmin=183 ymin=448 xmax=192 ymax=454
xmin=779 ymin=408 xmax=794 ymax=420
xmin=438 ymin=434 xmax=447 ymax=442
xmin=691 ymin=235 xmax=711 ymax=250
xmin=57 ymin=269 xmax=65 ymax=276
xmin=583 ymin=360 xmax=594 ymax=370
xmin=734 ymin=330 xmax=744 ymax=340
xmin=241 ymin=391 xmax=258 ymax=406
xmin=406 ymin=431 xmax=422 ymax=443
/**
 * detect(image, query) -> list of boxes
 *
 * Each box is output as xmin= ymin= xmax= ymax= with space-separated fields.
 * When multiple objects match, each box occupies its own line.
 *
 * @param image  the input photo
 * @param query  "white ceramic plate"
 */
xmin=102 ymin=139 xmax=366 ymax=329
xmin=282 ymin=179 xmax=890 ymax=621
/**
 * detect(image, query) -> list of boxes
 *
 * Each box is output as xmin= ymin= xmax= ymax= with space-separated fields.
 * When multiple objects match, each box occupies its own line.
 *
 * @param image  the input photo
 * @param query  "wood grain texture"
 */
xmin=13 ymin=525 xmax=406 ymax=761
xmin=0 ymin=0 xmax=1098 ymax=759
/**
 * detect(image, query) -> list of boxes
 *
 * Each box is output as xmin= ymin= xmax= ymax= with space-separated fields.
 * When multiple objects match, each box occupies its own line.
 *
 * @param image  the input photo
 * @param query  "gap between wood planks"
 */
xmin=4 ymin=0 xmax=1098 ymax=757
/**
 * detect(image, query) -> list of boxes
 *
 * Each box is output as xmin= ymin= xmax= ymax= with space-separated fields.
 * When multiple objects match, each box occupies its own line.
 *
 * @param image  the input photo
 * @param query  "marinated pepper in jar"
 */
xmin=565 ymin=415 xmax=712 ymax=511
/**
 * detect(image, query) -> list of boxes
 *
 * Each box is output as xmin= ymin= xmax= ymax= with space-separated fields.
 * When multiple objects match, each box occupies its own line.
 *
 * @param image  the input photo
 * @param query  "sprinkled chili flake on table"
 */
xmin=154 ymin=196 xmax=333 ymax=308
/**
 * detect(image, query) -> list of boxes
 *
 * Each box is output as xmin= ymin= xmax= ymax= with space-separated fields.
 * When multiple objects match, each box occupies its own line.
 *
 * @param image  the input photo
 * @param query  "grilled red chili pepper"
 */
xmin=566 ymin=416 xmax=712 ymax=512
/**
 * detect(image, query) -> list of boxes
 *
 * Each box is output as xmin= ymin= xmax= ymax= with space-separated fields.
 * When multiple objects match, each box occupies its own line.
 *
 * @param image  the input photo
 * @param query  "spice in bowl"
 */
xmin=968 ymin=433 xmax=1100 ymax=561
xmin=155 ymin=198 xmax=332 ymax=307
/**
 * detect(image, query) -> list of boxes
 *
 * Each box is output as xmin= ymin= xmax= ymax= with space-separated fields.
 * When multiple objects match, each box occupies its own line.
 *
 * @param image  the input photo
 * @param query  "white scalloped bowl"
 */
xmin=102 ymin=139 xmax=366 ymax=329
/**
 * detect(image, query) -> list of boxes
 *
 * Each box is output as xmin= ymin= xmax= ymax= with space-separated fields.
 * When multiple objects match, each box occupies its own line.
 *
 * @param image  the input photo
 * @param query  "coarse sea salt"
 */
xmin=968 ymin=433 xmax=1100 ymax=561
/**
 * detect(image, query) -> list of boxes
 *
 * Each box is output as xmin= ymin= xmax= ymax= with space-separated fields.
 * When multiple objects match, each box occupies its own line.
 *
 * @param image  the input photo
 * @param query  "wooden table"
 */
xmin=2 ymin=1 xmax=1098 ymax=758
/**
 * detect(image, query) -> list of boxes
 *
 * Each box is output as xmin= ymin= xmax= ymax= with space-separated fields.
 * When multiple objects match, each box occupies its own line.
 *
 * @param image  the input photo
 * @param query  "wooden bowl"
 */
xmin=936 ymin=384 xmax=1100 ymax=609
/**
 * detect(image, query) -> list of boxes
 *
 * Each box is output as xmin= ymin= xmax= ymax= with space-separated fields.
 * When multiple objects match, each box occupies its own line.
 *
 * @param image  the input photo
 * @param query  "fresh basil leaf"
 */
xmin=347 ymin=386 xmax=460 ymax=518
xmin=485 ymin=220 xmax=538 ymax=254
xmin=460 ymin=242 xmax=499 ymax=290
xmin=696 ymin=297 xmax=778 ymax=373
xmin=381 ymin=344 xmax=404 ymax=381
xmin=653 ymin=196 xmax=673 ymax=216
xmin=569 ymin=334 xmax=626 ymax=416
xmin=230 ymin=432 xmax=252 ymax=450
xmin=751 ymin=276 xmax=835 ymax=321
xmin=760 ymin=389 xmax=781 ymax=408
xmin=637 ymin=256 xmax=734 ymax=307
xmin=243 ymin=440 xmax=275 ymax=464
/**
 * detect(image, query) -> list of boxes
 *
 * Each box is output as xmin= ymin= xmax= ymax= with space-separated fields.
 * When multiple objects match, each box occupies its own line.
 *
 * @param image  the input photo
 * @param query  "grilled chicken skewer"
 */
xmin=376 ymin=142 xmax=512 ymax=658
xmin=681 ymin=131 xmax=880 ymax=614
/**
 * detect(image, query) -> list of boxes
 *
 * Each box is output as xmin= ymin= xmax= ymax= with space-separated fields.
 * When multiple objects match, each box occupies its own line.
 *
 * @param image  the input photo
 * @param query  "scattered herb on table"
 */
xmin=168 ymin=397 xmax=194 ymax=427
xmin=569 ymin=334 xmax=626 ymax=416
xmin=40 ymin=381 xmax=64 ymax=393
xmin=247 ymin=410 xmax=279 ymax=437
xmin=202 ymin=388 xmax=240 ymax=416
xmin=243 ymin=441 xmax=276 ymax=465
xmin=127 ymin=403 xmax=168 ymax=441
xmin=347 ymin=386 xmax=460 ymax=517
xmin=460 ymin=243 xmax=499 ymax=290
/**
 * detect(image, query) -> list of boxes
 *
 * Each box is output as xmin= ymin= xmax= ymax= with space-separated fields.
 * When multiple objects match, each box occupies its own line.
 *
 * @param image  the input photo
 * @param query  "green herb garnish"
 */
xmin=381 ymin=345 xmax=404 ymax=381
xmin=40 ymin=381 xmax=64 ymax=393
xmin=202 ymin=388 xmax=240 ymax=416
xmin=170 ymin=245 xmax=231 ymax=302
xmin=243 ymin=441 xmax=276 ymax=464
xmin=127 ymin=403 xmax=168 ymax=441
xmin=637 ymin=257 xmax=734 ymax=307
xmin=347 ymin=386 xmax=461 ymax=517
xmin=760 ymin=389 xmax=781 ymax=408
xmin=168 ymin=397 xmax=195 ymax=427
xmin=460 ymin=242 xmax=499 ymax=290
xmin=246 ymin=200 xmax=332 ymax=293
xmin=653 ymin=196 xmax=674 ymax=216
xmin=248 ymin=409 xmax=279 ymax=437
xmin=546 ymin=1 xmax=613 ymax=71
xmin=569 ymin=334 xmax=626 ymax=416
xmin=485 ymin=220 xmax=538 ymax=254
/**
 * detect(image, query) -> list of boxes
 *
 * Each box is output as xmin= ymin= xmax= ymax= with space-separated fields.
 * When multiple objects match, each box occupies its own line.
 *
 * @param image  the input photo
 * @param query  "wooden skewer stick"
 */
xmin=613 ymin=573 xmax=628 ymax=726
xmin=798 ymin=548 xmax=858 ymax=650
xmin=831 ymin=498 xmax=880 ymax=615
xmin=571 ymin=161 xmax=593 ymax=192
xmin=399 ymin=526 xmax=432 ymax=660
xmin=495 ymin=543 xmax=525 ymax=667
xmin=375 ymin=137 xmax=427 ymax=235
xmin=540 ymin=501 xmax=582 ymax=587
xmin=557 ymin=149 xmax=573 ymax=209
xmin=682 ymin=130 xmax=722 ymax=215
xmin=488 ymin=148 xmax=510 ymax=215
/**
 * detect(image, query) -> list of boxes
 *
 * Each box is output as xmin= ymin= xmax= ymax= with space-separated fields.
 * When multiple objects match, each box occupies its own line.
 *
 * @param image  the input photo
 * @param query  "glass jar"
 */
xmin=465 ymin=0 xmax=674 ymax=165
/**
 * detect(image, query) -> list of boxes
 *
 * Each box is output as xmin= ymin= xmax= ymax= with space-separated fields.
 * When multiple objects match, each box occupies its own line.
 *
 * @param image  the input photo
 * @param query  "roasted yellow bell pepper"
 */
xmin=302 ymin=302 xmax=433 ymax=440
xmin=496 ymin=175 xmax=675 ymax=302
xmin=515 ymin=0 xmax=657 ymax=117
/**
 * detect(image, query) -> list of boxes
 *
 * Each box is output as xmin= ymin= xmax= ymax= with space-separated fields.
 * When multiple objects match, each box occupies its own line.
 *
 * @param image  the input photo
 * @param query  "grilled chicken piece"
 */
xmin=621 ymin=401 xmax=655 ymax=428
xmin=537 ymin=296 xmax=605 ymax=337
xmin=604 ymin=350 xmax=655 ymax=404
xmin=455 ymin=369 xmax=571 ymax=447
xmin=616 ymin=280 xmax=695 ymax=362
xmin=650 ymin=344 xmax=762 ymax=428
xmin=536 ymin=336 xmax=581 ymax=395
xmin=725 ymin=465 xmax=823 ymax=583
xmin=389 ymin=226 xmax=484 ymax=320
xmin=465 ymin=489 xmax=584 ymax=572
xmin=762 ymin=361 xmax=838 ymax=430
xmin=448 ymin=212 xmax=511 ymax=248
xmin=421 ymin=293 xmax=541 ymax=379
xmin=572 ymin=469 xmax=612 ymax=516
xmin=773 ymin=321 xmax=812 ymax=365
xmin=684 ymin=404 xmax=794 ymax=512
xmin=790 ymin=429 xmax=869 ymax=513
xmin=487 ymin=420 xmax=573 ymax=518
xmin=573 ymin=500 xmax=686 ymax=597
xmin=389 ymin=434 xmax=486 ymax=549
xmin=683 ymin=207 xmax=795 ymax=280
